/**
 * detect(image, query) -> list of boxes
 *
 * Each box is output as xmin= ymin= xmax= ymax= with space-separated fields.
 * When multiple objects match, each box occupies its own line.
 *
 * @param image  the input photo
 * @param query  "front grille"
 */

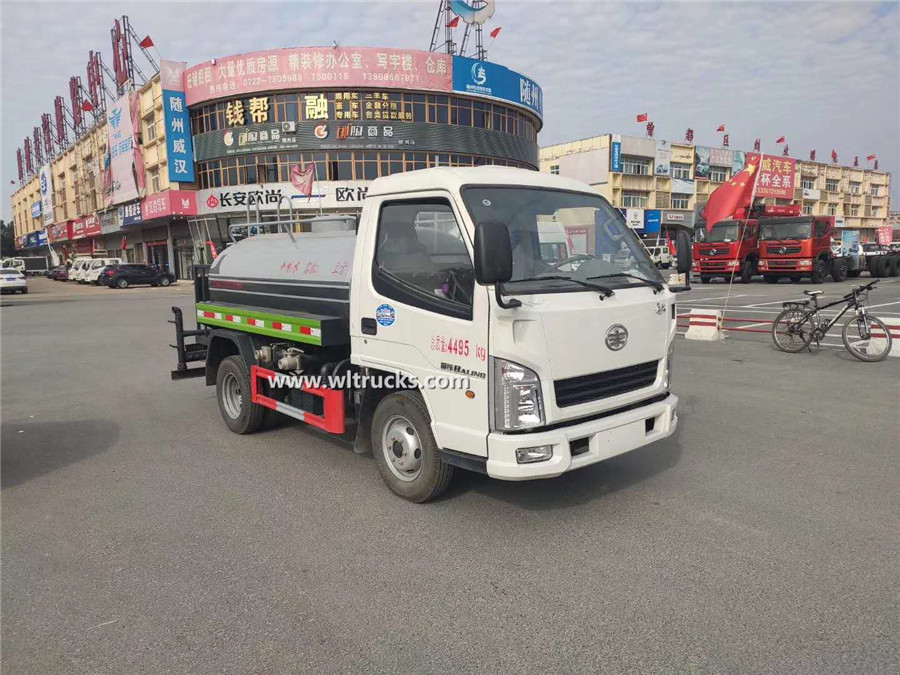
xmin=700 ymin=247 xmax=731 ymax=256
xmin=555 ymin=360 xmax=659 ymax=408
xmin=767 ymin=246 xmax=802 ymax=255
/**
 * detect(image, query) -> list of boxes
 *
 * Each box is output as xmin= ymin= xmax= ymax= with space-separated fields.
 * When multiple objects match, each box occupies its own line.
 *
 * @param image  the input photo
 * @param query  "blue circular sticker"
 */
xmin=375 ymin=303 xmax=395 ymax=327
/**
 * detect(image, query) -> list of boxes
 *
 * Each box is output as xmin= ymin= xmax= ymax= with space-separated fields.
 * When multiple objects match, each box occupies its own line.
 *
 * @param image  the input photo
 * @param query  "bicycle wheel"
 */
xmin=842 ymin=315 xmax=893 ymax=362
xmin=772 ymin=308 xmax=815 ymax=353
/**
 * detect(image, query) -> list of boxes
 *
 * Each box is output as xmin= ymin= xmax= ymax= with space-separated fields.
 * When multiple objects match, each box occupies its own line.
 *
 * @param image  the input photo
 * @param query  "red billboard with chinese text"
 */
xmin=141 ymin=190 xmax=198 ymax=220
xmin=747 ymin=153 xmax=796 ymax=200
xmin=184 ymin=47 xmax=453 ymax=106
xmin=876 ymin=227 xmax=892 ymax=246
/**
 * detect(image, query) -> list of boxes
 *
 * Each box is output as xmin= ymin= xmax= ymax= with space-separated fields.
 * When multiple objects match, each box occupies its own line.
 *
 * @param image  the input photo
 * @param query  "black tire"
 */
xmin=772 ymin=307 xmax=814 ymax=353
xmin=764 ymin=275 xmax=779 ymax=284
xmin=740 ymin=260 xmax=753 ymax=284
xmin=116 ymin=278 xmax=129 ymax=289
xmin=831 ymin=258 xmax=848 ymax=283
xmin=21 ymin=288 xmax=28 ymax=294
xmin=889 ymin=256 xmax=900 ymax=278
xmin=868 ymin=256 xmax=882 ymax=278
xmin=842 ymin=315 xmax=893 ymax=362
xmin=215 ymin=355 xmax=266 ymax=434
xmin=847 ymin=269 xmax=862 ymax=278
xmin=810 ymin=259 xmax=827 ymax=284
xmin=159 ymin=276 xmax=172 ymax=287
xmin=371 ymin=390 xmax=453 ymax=503
xmin=790 ymin=276 xmax=803 ymax=283
xmin=700 ymin=275 xmax=712 ymax=284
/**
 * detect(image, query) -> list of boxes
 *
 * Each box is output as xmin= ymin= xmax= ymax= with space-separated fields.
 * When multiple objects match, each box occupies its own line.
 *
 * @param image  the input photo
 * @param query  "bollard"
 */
xmin=685 ymin=309 xmax=723 ymax=341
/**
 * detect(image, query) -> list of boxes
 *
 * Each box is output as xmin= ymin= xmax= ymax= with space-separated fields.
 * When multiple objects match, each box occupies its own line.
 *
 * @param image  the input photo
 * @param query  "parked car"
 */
xmin=644 ymin=244 xmax=673 ymax=269
xmin=68 ymin=258 xmax=92 ymax=283
xmin=85 ymin=257 xmax=122 ymax=284
xmin=1 ymin=268 xmax=28 ymax=294
xmin=47 ymin=265 xmax=68 ymax=280
xmin=105 ymin=264 xmax=176 ymax=289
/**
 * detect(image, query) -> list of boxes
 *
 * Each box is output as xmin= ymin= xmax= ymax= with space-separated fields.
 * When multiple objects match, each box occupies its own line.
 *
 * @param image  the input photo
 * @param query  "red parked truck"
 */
xmin=757 ymin=214 xmax=847 ymax=283
xmin=692 ymin=217 xmax=760 ymax=284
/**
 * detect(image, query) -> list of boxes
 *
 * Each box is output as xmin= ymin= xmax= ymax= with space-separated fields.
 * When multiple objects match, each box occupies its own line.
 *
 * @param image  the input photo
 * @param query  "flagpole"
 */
xmin=721 ymin=149 xmax=764 ymax=320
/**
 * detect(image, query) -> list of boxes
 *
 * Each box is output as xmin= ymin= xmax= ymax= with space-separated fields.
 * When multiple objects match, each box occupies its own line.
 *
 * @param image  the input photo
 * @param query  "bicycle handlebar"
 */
xmin=841 ymin=279 xmax=879 ymax=303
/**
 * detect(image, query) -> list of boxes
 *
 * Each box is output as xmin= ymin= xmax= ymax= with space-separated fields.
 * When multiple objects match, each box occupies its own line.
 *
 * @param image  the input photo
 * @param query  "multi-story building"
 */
xmin=540 ymin=134 xmax=892 ymax=241
xmin=11 ymin=47 xmax=542 ymax=279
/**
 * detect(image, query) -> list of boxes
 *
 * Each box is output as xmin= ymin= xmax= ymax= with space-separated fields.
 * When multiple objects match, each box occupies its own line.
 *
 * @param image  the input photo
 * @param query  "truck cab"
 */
xmin=758 ymin=215 xmax=837 ymax=283
xmin=172 ymin=167 xmax=692 ymax=501
xmin=692 ymin=218 xmax=759 ymax=283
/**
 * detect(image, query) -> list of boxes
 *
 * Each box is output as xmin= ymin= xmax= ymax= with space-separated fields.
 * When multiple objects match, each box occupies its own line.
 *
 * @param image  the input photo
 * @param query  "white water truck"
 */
xmin=170 ymin=167 xmax=693 ymax=501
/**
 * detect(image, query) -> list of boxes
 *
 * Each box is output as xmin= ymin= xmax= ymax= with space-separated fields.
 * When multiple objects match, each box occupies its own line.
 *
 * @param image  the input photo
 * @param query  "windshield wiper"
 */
xmin=587 ymin=272 xmax=664 ymax=293
xmin=511 ymin=274 xmax=614 ymax=298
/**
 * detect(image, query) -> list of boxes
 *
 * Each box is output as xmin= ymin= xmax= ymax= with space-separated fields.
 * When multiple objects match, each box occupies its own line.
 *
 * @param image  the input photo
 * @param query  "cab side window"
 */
xmin=373 ymin=199 xmax=474 ymax=320
xmin=814 ymin=220 xmax=828 ymax=238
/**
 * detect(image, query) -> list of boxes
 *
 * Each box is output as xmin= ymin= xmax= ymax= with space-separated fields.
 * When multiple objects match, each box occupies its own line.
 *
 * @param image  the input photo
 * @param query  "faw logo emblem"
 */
xmin=605 ymin=324 xmax=628 ymax=351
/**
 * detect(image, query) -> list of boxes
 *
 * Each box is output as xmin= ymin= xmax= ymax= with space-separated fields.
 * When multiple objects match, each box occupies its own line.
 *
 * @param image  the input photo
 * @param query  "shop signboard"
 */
xmin=160 ymin=60 xmax=196 ymax=184
xmin=624 ymin=208 xmax=644 ymax=230
xmin=37 ymin=230 xmax=48 ymax=246
xmin=610 ymin=134 xmax=622 ymax=173
xmin=48 ymin=221 xmax=72 ymax=243
xmin=746 ymin=153 xmax=796 ymax=200
xmin=644 ymin=210 xmax=661 ymax=233
xmin=197 ymin=180 xmax=373 ymax=215
xmin=25 ymin=232 xmax=39 ymax=248
xmin=82 ymin=214 xmax=101 ymax=237
xmin=119 ymin=200 xmax=143 ymax=226
xmin=31 ymin=201 xmax=42 ymax=218
xmin=100 ymin=208 xmax=122 ymax=235
xmin=184 ymin=48 xmax=453 ymax=107
xmin=141 ymin=190 xmax=199 ymax=221
xmin=451 ymin=56 xmax=542 ymax=118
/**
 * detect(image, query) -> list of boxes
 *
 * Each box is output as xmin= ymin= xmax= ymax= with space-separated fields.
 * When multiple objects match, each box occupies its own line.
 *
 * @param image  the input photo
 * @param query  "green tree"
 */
xmin=0 ymin=220 xmax=15 ymax=257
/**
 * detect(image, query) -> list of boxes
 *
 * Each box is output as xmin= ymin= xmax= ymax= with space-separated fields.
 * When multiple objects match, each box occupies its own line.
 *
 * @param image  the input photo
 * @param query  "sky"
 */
xmin=2 ymin=0 xmax=899 ymax=221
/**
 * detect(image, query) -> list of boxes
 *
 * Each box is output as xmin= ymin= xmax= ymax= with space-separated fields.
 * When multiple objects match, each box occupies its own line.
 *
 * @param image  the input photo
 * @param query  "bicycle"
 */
xmin=771 ymin=280 xmax=892 ymax=362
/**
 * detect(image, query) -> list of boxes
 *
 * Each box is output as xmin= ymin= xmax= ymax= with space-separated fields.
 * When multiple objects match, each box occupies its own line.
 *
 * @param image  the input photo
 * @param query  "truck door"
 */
xmin=352 ymin=193 xmax=490 ymax=456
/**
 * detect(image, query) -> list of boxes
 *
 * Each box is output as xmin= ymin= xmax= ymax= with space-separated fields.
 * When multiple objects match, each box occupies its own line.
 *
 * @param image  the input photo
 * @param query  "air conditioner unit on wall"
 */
xmin=281 ymin=122 xmax=296 ymax=134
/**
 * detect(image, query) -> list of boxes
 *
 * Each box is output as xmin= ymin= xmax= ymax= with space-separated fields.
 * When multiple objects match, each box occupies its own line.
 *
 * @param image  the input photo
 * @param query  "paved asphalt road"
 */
xmin=2 ymin=278 xmax=899 ymax=673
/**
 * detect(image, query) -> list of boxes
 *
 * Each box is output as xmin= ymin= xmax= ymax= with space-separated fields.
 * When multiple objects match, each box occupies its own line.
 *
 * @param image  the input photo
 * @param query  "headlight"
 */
xmin=664 ymin=341 xmax=675 ymax=389
xmin=493 ymin=358 xmax=545 ymax=431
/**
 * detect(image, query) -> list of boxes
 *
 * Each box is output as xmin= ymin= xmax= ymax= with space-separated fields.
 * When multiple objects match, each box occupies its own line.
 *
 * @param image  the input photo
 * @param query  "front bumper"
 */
xmin=485 ymin=393 xmax=678 ymax=480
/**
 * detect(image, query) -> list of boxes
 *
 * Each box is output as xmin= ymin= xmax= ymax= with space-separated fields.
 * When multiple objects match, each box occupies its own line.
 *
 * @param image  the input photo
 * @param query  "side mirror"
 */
xmin=473 ymin=222 xmax=513 ymax=285
xmin=676 ymin=229 xmax=692 ymax=274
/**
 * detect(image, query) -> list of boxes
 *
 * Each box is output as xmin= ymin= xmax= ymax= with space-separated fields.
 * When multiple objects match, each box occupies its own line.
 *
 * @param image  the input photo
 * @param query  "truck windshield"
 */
xmin=706 ymin=223 xmax=740 ymax=243
xmin=760 ymin=221 xmax=812 ymax=241
xmin=461 ymin=187 xmax=662 ymax=292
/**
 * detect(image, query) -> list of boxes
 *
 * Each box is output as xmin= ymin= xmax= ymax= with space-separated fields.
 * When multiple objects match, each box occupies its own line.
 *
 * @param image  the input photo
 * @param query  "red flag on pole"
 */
xmin=81 ymin=100 xmax=94 ymax=112
xmin=490 ymin=26 xmax=502 ymax=38
xmin=776 ymin=136 xmax=786 ymax=144
xmin=291 ymin=164 xmax=315 ymax=200
xmin=121 ymin=235 xmax=127 ymax=251
xmin=866 ymin=154 xmax=877 ymax=161
xmin=446 ymin=16 xmax=459 ymax=28
xmin=703 ymin=156 xmax=760 ymax=231
xmin=636 ymin=113 xmax=648 ymax=123
xmin=831 ymin=149 xmax=838 ymax=163
xmin=716 ymin=124 xmax=725 ymax=132
xmin=207 ymin=241 xmax=219 ymax=259
xmin=139 ymin=35 xmax=154 ymax=49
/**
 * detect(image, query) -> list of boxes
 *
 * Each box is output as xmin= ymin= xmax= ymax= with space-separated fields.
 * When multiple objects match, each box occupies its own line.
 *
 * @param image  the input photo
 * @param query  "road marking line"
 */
xmin=866 ymin=301 xmax=900 ymax=309
xmin=680 ymin=294 xmax=748 ymax=303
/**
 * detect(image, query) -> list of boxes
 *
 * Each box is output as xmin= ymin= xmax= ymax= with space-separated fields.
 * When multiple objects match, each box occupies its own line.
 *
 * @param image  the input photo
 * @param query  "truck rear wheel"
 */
xmin=764 ymin=275 xmax=779 ymax=284
xmin=831 ymin=258 xmax=848 ymax=282
xmin=740 ymin=260 xmax=753 ymax=284
xmin=811 ymin=259 xmax=827 ymax=284
xmin=869 ymin=256 xmax=884 ymax=278
xmin=371 ymin=390 xmax=453 ymax=503
xmin=216 ymin=355 xmax=265 ymax=435
xmin=889 ymin=256 xmax=900 ymax=278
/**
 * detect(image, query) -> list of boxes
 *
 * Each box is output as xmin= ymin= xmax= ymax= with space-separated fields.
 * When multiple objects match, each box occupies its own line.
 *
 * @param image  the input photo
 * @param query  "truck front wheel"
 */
xmin=811 ymin=259 xmax=827 ymax=284
xmin=216 ymin=355 xmax=265 ymax=434
xmin=371 ymin=391 xmax=453 ymax=503
xmin=740 ymin=260 xmax=754 ymax=284
xmin=831 ymin=258 xmax=848 ymax=282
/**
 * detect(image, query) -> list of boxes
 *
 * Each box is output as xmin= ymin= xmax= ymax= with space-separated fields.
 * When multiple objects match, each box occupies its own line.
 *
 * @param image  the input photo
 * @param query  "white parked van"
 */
xmin=85 ymin=258 xmax=122 ymax=284
xmin=68 ymin=258 xmax=92 ymax=283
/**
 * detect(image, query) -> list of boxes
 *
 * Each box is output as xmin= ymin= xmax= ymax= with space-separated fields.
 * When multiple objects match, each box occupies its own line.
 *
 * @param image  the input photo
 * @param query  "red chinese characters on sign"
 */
xmin=83 ymin=215 xmax=102 ymax=237
xmin=747 ymin=153 xmax=796 ymax=200
xmin=48 ymin=222 xmax=72 ymax=243
xmin=876 ymin=227 xmax=892 ymax=246
xmin=183 ymin=48 xmax=453 ymax=107
xmin=71 ymin=218 xmax=86 ymax=240
xmin=141 ymin=190 xmax=199 ymax=220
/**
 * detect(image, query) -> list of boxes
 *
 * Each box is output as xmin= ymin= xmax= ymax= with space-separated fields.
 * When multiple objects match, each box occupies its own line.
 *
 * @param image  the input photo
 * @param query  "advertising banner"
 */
xmin=709 ymin=147 xmax=732 ymax=167
xmin=452 ymin=56 xmax=543 ymax=118
xmin=106 ymin=92 xmax=145 ymax=207
xmin=610 ymin=134 xmax=622 ymax=173
xmin=654 ymin=141 xmax=670 ymax=176
xmin=838 ymin=229 xmax=860 ymax=257
xmin=39 ymin=164 xmax=54 ymax=226
xmin=83 ymin=214 xmax=101 ymax=238
xmin=119 ymin=201 xmax=143 ymax=226
xmin=37 ymin=230 xmax=48 ymax=246
xmin=746 ymin=153 xmax=796 ymax=200
xmin=48 ymin=222 xmax=71 ymax=243
xmin=876 ymin=226 xmax=892 ymax=245
xmin=25 ymin=232 xmax=39 ymax=248
xmin=160 ymin=60 xmax=196 ymax=184
xmin=31 ymin=202 xmax=42 ymax=218
xmin=197 ymin=181 xmax=373 ymax=215
xmin=732 ymin=151 xmax=746 ymax=175
xmin=694 ymin=146 xmax=710 ymax=180
xmin=644 ymin=210 xmax=661 ymax=233
xmin=671 ymin=178 xmax=695 ymax=194
xmin=99 ymin=208 xmax=122 ymax=235
xmin=185 ymin=48 xmax=453 ymax=107
xmin=624 ymin=208 xmax=644 ymax=230
xmin=141 ymin=190 xmax=199 ymax=221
